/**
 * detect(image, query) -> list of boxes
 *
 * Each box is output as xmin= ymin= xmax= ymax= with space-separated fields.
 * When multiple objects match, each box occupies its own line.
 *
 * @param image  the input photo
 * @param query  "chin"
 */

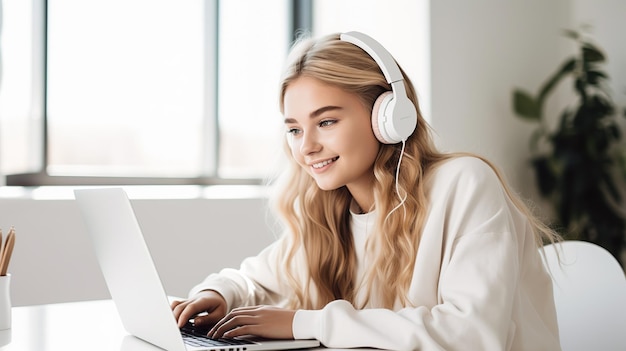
xmin=314 ymin=180 xmax=343 ymax=191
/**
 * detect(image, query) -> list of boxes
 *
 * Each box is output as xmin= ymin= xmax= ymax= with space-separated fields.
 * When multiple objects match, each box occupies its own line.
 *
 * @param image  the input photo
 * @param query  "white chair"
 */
xmin=541 ymin=240 xmax=626 ymax=351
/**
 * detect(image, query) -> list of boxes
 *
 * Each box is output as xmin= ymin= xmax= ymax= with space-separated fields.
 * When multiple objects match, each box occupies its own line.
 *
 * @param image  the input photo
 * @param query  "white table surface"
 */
xmin=0 ymin=299 xmax=372 ymax=351
xmin=1 ymin=299 xmax=130 ymax=351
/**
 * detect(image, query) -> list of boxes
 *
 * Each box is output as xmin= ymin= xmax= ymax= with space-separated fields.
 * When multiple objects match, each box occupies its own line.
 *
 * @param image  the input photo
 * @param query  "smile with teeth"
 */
xmin=312 ymin=157 xmax=339 ymax=169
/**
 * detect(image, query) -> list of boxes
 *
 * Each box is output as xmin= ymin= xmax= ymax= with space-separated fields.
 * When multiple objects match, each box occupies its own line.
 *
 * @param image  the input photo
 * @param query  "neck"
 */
xmin=350 ymin=199 xmax=372 ymax=214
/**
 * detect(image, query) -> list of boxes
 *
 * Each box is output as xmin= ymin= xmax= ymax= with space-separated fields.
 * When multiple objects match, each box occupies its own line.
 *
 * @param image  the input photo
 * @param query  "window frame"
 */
xmin=5 ymin=0 xmax=312 ymax=186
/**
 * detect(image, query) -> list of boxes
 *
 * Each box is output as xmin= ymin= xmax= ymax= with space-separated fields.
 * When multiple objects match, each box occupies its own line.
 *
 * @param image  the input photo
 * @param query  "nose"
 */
xmin=299 ymin=130 xmax=321 ymax=155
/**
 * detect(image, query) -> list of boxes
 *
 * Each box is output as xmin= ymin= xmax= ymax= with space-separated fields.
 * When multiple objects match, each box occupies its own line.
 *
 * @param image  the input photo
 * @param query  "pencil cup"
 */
xmin=0 ymin=274 xmax=10 ymax=330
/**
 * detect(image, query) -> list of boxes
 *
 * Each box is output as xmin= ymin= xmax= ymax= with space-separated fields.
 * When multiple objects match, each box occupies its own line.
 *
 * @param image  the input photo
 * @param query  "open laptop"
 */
xmin=74 ymin=187 xmax=320 ymax=351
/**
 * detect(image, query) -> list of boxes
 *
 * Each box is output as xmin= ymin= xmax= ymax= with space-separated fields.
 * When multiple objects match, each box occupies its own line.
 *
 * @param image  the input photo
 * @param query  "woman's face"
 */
xmin=283 ymin=76 xmax=380 ymax=195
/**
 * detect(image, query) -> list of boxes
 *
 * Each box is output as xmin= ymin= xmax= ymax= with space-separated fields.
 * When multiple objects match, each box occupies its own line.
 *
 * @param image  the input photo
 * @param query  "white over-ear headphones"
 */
xmin=340 ymin=31 xmax=417 ymax=144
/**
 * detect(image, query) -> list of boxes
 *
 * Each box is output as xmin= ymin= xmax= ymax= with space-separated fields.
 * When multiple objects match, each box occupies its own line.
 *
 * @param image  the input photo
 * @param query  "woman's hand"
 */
xmin=171 ymin=290 xmax=228 ymax=328
xmin=208 ymin=306 xmax=296 ymax=340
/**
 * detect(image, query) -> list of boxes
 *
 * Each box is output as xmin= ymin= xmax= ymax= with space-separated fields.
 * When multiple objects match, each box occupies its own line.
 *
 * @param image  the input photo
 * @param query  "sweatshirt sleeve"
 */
xmin=293 ymin=157 xmax=525 ymax=350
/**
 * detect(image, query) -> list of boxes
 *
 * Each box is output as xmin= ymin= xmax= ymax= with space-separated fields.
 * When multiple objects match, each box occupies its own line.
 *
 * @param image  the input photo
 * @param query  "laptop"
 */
xmin=74 ymin=187 xmax=321 ymax=351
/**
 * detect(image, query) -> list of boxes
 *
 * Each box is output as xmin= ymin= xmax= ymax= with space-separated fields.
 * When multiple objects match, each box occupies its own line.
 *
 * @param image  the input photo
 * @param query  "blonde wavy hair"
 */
xmin=269 ymin=33 xmax=559 ymax=310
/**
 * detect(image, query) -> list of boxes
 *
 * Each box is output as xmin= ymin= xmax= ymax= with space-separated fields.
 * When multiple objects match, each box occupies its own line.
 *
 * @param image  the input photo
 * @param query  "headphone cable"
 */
xmin=384 ymin=140 xmax=407 ymax=223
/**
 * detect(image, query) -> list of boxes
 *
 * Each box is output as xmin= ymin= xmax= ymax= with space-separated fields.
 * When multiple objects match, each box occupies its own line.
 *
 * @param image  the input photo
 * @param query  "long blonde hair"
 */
xmin=270 ymin=33 xmax=559 ymax=310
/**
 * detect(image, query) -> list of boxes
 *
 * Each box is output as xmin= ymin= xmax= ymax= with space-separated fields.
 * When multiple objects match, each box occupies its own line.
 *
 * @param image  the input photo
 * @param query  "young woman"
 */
xmin=172 ymin=32 xmax=561 ymax=350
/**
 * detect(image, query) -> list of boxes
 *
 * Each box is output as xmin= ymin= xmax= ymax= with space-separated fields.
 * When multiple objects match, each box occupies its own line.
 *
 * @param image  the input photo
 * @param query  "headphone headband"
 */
xmin=339 ymin=31 xmax=417 ymax=144
xmin=340 ymin=31 xmax=403 ymax=85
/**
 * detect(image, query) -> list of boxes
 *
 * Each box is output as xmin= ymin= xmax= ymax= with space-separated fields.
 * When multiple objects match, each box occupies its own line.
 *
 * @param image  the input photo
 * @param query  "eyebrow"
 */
xmin=284 ymin=105 xmax=343 ymax=124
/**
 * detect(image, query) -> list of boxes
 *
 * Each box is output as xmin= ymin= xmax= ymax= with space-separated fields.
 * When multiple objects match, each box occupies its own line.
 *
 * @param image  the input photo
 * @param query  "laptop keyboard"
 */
xmin=180 ymin=324 xmax=255 ymax=348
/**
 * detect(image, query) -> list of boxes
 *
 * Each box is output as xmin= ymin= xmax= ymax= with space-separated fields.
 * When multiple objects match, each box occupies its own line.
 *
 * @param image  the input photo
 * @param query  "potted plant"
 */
xmin=512 ymin=29 xmax=626 ymax=264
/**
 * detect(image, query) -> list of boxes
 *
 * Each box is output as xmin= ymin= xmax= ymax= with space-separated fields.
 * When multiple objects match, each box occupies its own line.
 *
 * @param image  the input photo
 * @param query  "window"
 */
xmin=0 ymin=0 xmax=44 ymax=177
xmin=1 ymin=0 xmax=297 ymax=185
xmin=47 ymin=0 xmax=207 ymax=178
xmin=217 ymin=1 xmax=289 ymax=179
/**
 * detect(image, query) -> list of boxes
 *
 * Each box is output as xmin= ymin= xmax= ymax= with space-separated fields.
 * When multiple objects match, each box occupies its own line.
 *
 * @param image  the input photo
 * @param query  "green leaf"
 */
xmin=608 ymin=123 xmax=621 ymax=141
xmin=583 ymin=44 xmax=605 ymax=63
xmin=532 ymin=156 xmax=557 ymax=197
xmin=513 ymin=90 xmax=540 ymax=120
xmin=586 ymin=70 xmax=607 ymax=86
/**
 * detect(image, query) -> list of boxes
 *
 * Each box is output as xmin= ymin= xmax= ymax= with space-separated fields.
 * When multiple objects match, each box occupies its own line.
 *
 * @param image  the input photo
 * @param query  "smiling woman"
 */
xmin=171 ymin=32 xmax=563 ymax=350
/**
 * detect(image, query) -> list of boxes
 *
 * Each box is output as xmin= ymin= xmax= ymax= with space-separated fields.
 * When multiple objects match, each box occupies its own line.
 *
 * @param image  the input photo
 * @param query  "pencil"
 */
xmin=0 ymin=227 xmax=15 ymax=276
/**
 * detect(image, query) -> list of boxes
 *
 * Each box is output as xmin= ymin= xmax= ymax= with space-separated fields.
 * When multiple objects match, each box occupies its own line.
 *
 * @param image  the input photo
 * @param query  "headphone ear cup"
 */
xmin=371 ymin=91 xmax=394 ymax=144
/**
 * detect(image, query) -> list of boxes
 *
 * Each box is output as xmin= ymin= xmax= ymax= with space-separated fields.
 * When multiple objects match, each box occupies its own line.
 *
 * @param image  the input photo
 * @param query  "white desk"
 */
xmin=0 ymin=300 xmax=367 ymax=351
xmin=0 ymin=299 xmax=135 ymax=351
